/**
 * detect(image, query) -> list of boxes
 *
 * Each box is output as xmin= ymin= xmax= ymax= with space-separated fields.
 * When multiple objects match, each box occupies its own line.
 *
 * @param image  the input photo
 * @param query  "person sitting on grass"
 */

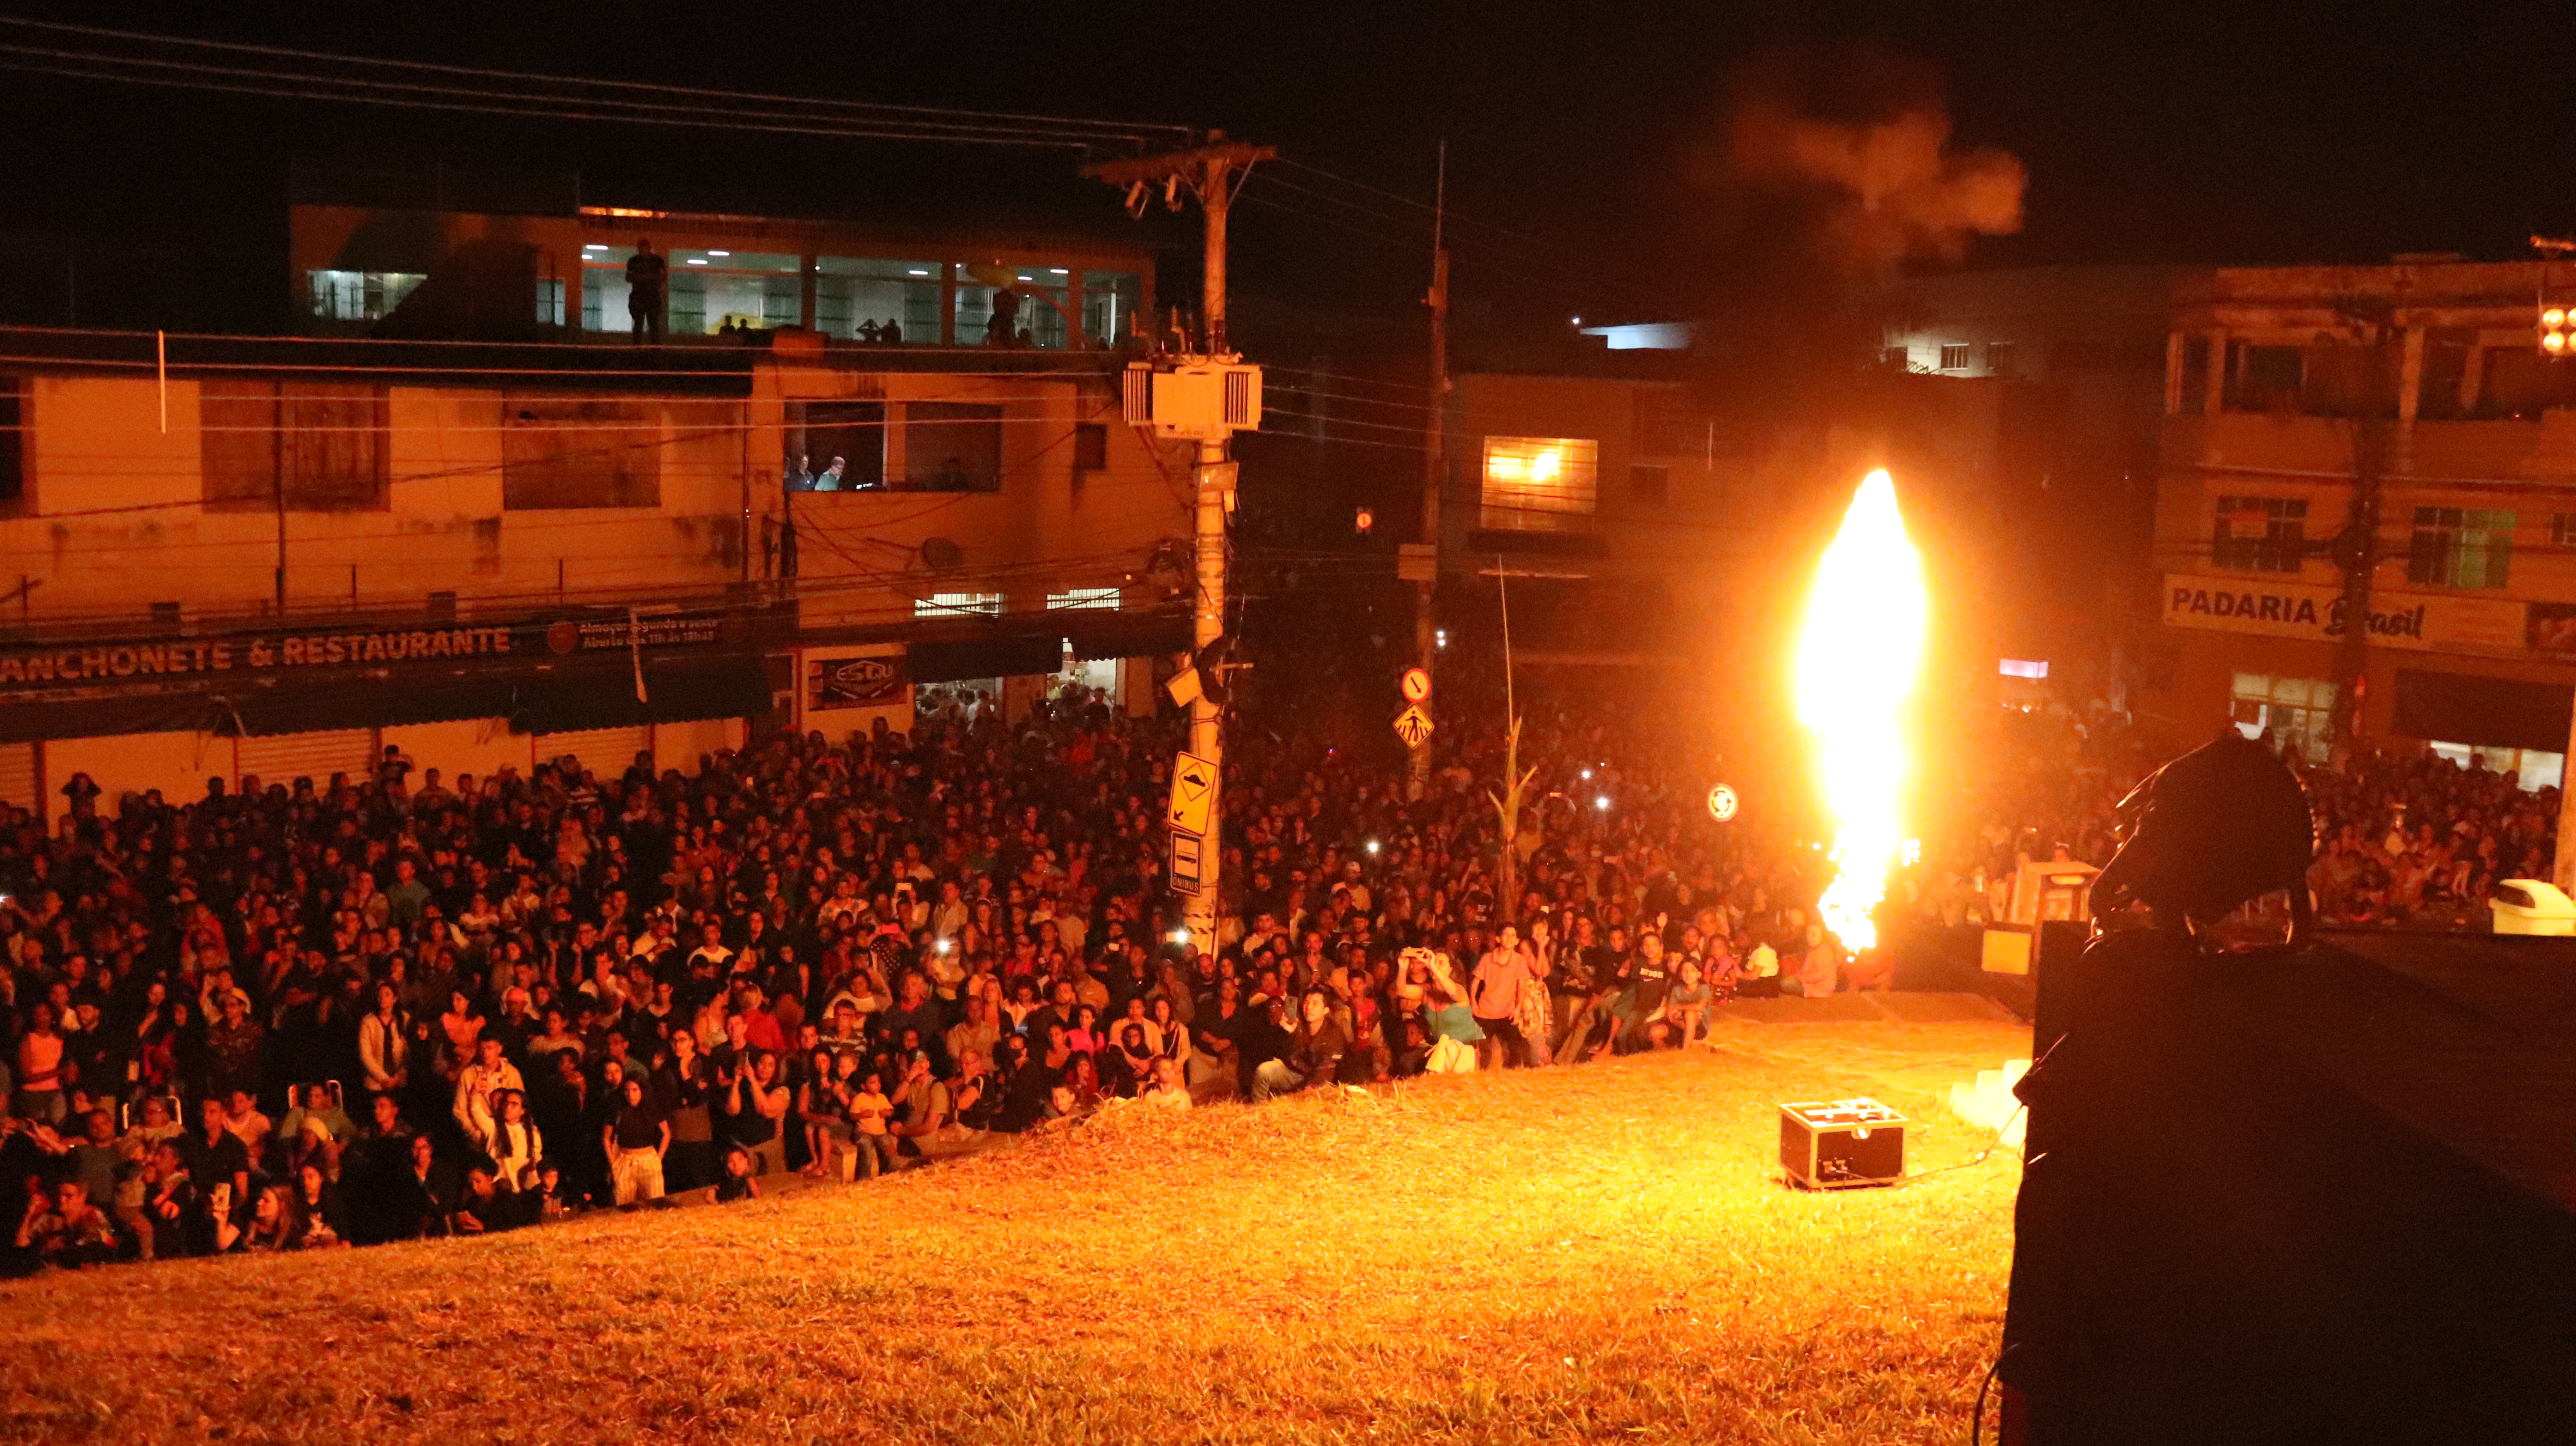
xmin=714 ymin=1143 xmax=761 ymax=1203
xmin=292 ymin=1163 xmax=349 ymax=1249
xmin=1104 ymin=1021 xmax=1157 ymax=1098
xmin=1665 ymin=958 xmax=1714 ymax=1049
xmin=1138 ymin=1057 xmax=1191 ymax=1110
xmin=242 ymin=1183 xmax=297 ymax=1252
xmin=1251 ymin=991 xmax=1349 ymax=1102
xmin=446 ymin=1160 xmax=511 ymax=1236
xmin=13 ymin=1179 xmax=118 ymax=1270
xmin=799 ymin=1049 xmax=855 ymax=1181
xmin=887 ymin=1051 xmax=952 ymax=1161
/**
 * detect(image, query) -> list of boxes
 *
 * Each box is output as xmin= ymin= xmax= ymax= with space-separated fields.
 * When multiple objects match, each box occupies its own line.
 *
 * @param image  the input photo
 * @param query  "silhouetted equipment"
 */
xmin=1191 ymin=633 xmax=1238 ymax=707
xmin=2090 ymin=734 xmax=2313 ymax=945
xmin=371 ymin=239 xmax=545 ymax=342
xmin=1999 ymin=928 xmax=2576 ymax=1444
xmin=1777 ymin=1098 xmax=1907 ymax=1189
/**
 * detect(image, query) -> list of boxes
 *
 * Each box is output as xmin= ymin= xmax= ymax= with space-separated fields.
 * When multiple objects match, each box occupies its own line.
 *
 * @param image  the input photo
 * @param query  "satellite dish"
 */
xmin=920 ymin=537 xmax=964 ymax=571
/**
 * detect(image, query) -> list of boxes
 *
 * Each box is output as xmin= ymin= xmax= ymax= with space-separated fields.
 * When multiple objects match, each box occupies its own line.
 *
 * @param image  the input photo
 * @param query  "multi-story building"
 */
xmin=2142 ymin=259 xmax=2576 ymax=787
xmin=0 ymin=202 xmax=1194 ymax=820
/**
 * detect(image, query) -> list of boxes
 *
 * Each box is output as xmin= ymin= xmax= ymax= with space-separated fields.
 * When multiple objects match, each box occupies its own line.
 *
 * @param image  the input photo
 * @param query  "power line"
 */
xmin=0 ymin=16 xmax=1192 ymax=149
xmin=1276 ymin=157 xmax=1562 ymax=254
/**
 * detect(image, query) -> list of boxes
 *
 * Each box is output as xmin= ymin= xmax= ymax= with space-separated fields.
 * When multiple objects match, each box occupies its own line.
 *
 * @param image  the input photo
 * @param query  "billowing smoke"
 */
xmin=1722 ymin=95 xmax=2025 ymax=273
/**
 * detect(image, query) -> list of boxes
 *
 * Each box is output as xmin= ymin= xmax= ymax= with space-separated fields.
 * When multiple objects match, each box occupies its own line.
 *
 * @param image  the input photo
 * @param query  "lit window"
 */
xmin=2212 ymin=495 xmax=2308 ymax=573
xmin=2407 ymin=507 xmax=2513 ymax=589
xmin=1938 ymin=343 xmax=1971 ymax=371
xmin=1046 ymin=588 xmax=1121 ymax=611
xmin=1998 ymin=659 xmax=2048 ymax=679
xmin=1480 ymin=436 xmax=1599 ymax=533
xmin=916 ymin=592 xmax=1003 ymax=618
xmin=2229 ymin=673 xmax=2338 ymax=763
xmin=306 ymin=270 xmax=425 ymax=322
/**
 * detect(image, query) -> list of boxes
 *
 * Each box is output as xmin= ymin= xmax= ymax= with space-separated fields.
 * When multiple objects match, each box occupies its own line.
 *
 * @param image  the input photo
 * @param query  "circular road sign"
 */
xmin=1400 ymin=666 xmax=1432 ymax=703
xmin=1706 ymin=784 xmax=1740 ymax=823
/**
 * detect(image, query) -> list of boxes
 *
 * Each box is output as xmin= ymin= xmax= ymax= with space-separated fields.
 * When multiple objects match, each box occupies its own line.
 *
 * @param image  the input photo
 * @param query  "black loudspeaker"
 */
xmin=1778 ymin=1098 xmax=1907 ymax=1188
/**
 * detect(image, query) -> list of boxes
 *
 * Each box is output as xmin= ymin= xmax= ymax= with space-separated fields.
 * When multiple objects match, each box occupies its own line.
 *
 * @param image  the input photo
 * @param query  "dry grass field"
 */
xmin=0 ymin=1012 xmax=2027 ymax=1446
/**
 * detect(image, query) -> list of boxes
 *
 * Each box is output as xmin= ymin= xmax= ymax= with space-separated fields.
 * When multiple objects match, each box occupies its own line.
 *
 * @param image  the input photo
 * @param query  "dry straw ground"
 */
xmin=0 ymin=1015 xmax=2025 ymax=1446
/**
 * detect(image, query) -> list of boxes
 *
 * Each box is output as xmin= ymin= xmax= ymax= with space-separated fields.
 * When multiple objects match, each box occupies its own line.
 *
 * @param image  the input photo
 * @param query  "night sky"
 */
xmin=5 ymin=1 xmax=2576 ymax=329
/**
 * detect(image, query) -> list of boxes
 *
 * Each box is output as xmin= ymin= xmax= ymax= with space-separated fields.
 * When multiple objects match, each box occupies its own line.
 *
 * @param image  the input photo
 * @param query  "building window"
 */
xmin=1479 ymin=436 xmax=1598 ymax=533
xmin=815 ymin=257 xmax=942 ymax=341
xmin=2224 ymin=343 xmax=2306 ymax=410
xmin=2230 ymin=673 xmax=2337 ymax=763
xmin=1081 ymin=272 xmax=1143 ymax=347
xmin=2211 ymin=495 xmax=2307 ymax=573
xmin=582 ymin=248 xmax=801 ymax=335
xmin=956 ymin=268 xmax=1068 ymax=349
xmin=916 ymin=592 xmax=1003 ymax=618
xmin=201 ymin=382 xmax=391 ymax=512
xmin=1046 ymin=588 xmax=1121 ymax=611
xmin=2427 ymin=741 xmax=2564 ymax=792
xmin=2175 ymin=335 xmax=2211 ymax=415
xmin=1882 ymin=346 xmax=1911 ymax=370
xmin=903 ymin=403 xmax=1004 ymax=491
xmin=535 ymin=277 xmax=565 ymax=327
xmin=1986 ymin=342 xmax=2017 ymax=377
xmin=1938 ymin=343 xmax=1971 ymax=371
xmin=1071 ymin=422 xmax=1109 ymax=473
xmin=2406 ymin=507 xmax=2512 ymax=588
xmin=787 ymin=401 xmax=887 ymax=491
xmin=307 ymin=270 xmax=425 ymax=322
xmin=1630 ymin=464 xmax=1669 ymax=503
xmin=501 ymin=397 xmax=660 ymax=509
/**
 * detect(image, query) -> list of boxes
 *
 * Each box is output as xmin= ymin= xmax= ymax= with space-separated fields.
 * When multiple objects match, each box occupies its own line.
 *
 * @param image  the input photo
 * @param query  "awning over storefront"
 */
xmin=2392 ymin=668 xmax=2575 ymax=753
xmin=510 ymin=655 xmax=774 ymax=734
xmin=0 ymin=655 xmax=774 ymax=744
xmin=1067 ymin=611 xmax=1191 ymax=661
xmin=908 ymin=635 xmax=1061 ymax=684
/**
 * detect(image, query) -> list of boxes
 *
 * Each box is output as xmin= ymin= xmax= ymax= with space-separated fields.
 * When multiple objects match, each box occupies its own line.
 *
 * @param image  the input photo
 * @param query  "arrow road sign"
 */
xmin=1168 ymin=750 xmax=1216 ymax=837
xmin=1392 ymin=704 xmax=1435 ymax=749
xmin=1400 ymin=666 xmax=1432 ymax=703
xmin=1707 ymin=784 xmax=1739 ymax=823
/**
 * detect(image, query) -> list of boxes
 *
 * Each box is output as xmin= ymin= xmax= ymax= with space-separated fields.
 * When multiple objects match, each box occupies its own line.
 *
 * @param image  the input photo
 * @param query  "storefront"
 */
xmin=2160 ymin=571 xmax=2575 ymax=784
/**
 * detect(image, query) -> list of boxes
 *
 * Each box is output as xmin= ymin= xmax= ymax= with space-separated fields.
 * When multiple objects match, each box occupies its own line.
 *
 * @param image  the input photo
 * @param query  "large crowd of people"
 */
xmin=0 ymin=665 xmax=2555 ymax=1272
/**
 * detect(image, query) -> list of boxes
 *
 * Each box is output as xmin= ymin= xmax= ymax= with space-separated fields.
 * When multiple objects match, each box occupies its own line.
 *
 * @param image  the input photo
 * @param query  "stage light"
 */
xmin=1595 ymin=795 xmax=1611 ymax=811
xmin=1170 ymin=928 xmax=1190 ymax=945
xmin=1581 ymin=768 xmax=1594 ymax=781
xmin=1366 ymin=839 xmax=1381 ymax=855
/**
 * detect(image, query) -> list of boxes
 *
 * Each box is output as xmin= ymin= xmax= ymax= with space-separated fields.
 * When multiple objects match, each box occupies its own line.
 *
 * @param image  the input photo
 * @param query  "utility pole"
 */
xmin=2532 ymin=237 xmax=2576 ymax=895
xmin=2323 ymin=303 xmax=2399 ymax=755
xmin=1087 ymin=132 xmax=1275 ymax=947
xmin=1411 ymin=141 xmax=1449 ymax=802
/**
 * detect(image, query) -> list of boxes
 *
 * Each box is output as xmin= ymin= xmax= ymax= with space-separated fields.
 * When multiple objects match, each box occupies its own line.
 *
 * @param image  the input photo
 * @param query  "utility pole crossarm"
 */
xmin=1081 ymin=141 xmax=1278 ymax=190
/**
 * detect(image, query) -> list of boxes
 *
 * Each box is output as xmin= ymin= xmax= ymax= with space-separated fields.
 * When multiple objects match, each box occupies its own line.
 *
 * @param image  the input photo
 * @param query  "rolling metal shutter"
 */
xmin=532 ymin=725 xmax=651 ymax=777
xmin=235 ymin=728 xmax=377 ymax=790
xmin=0 ymin=742 xmax=36 ymax=814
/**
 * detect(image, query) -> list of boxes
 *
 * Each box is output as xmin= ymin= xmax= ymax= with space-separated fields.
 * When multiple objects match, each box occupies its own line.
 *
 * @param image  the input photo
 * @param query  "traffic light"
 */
xmin=2543 ymin=305 xmax=2570 ymax=355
